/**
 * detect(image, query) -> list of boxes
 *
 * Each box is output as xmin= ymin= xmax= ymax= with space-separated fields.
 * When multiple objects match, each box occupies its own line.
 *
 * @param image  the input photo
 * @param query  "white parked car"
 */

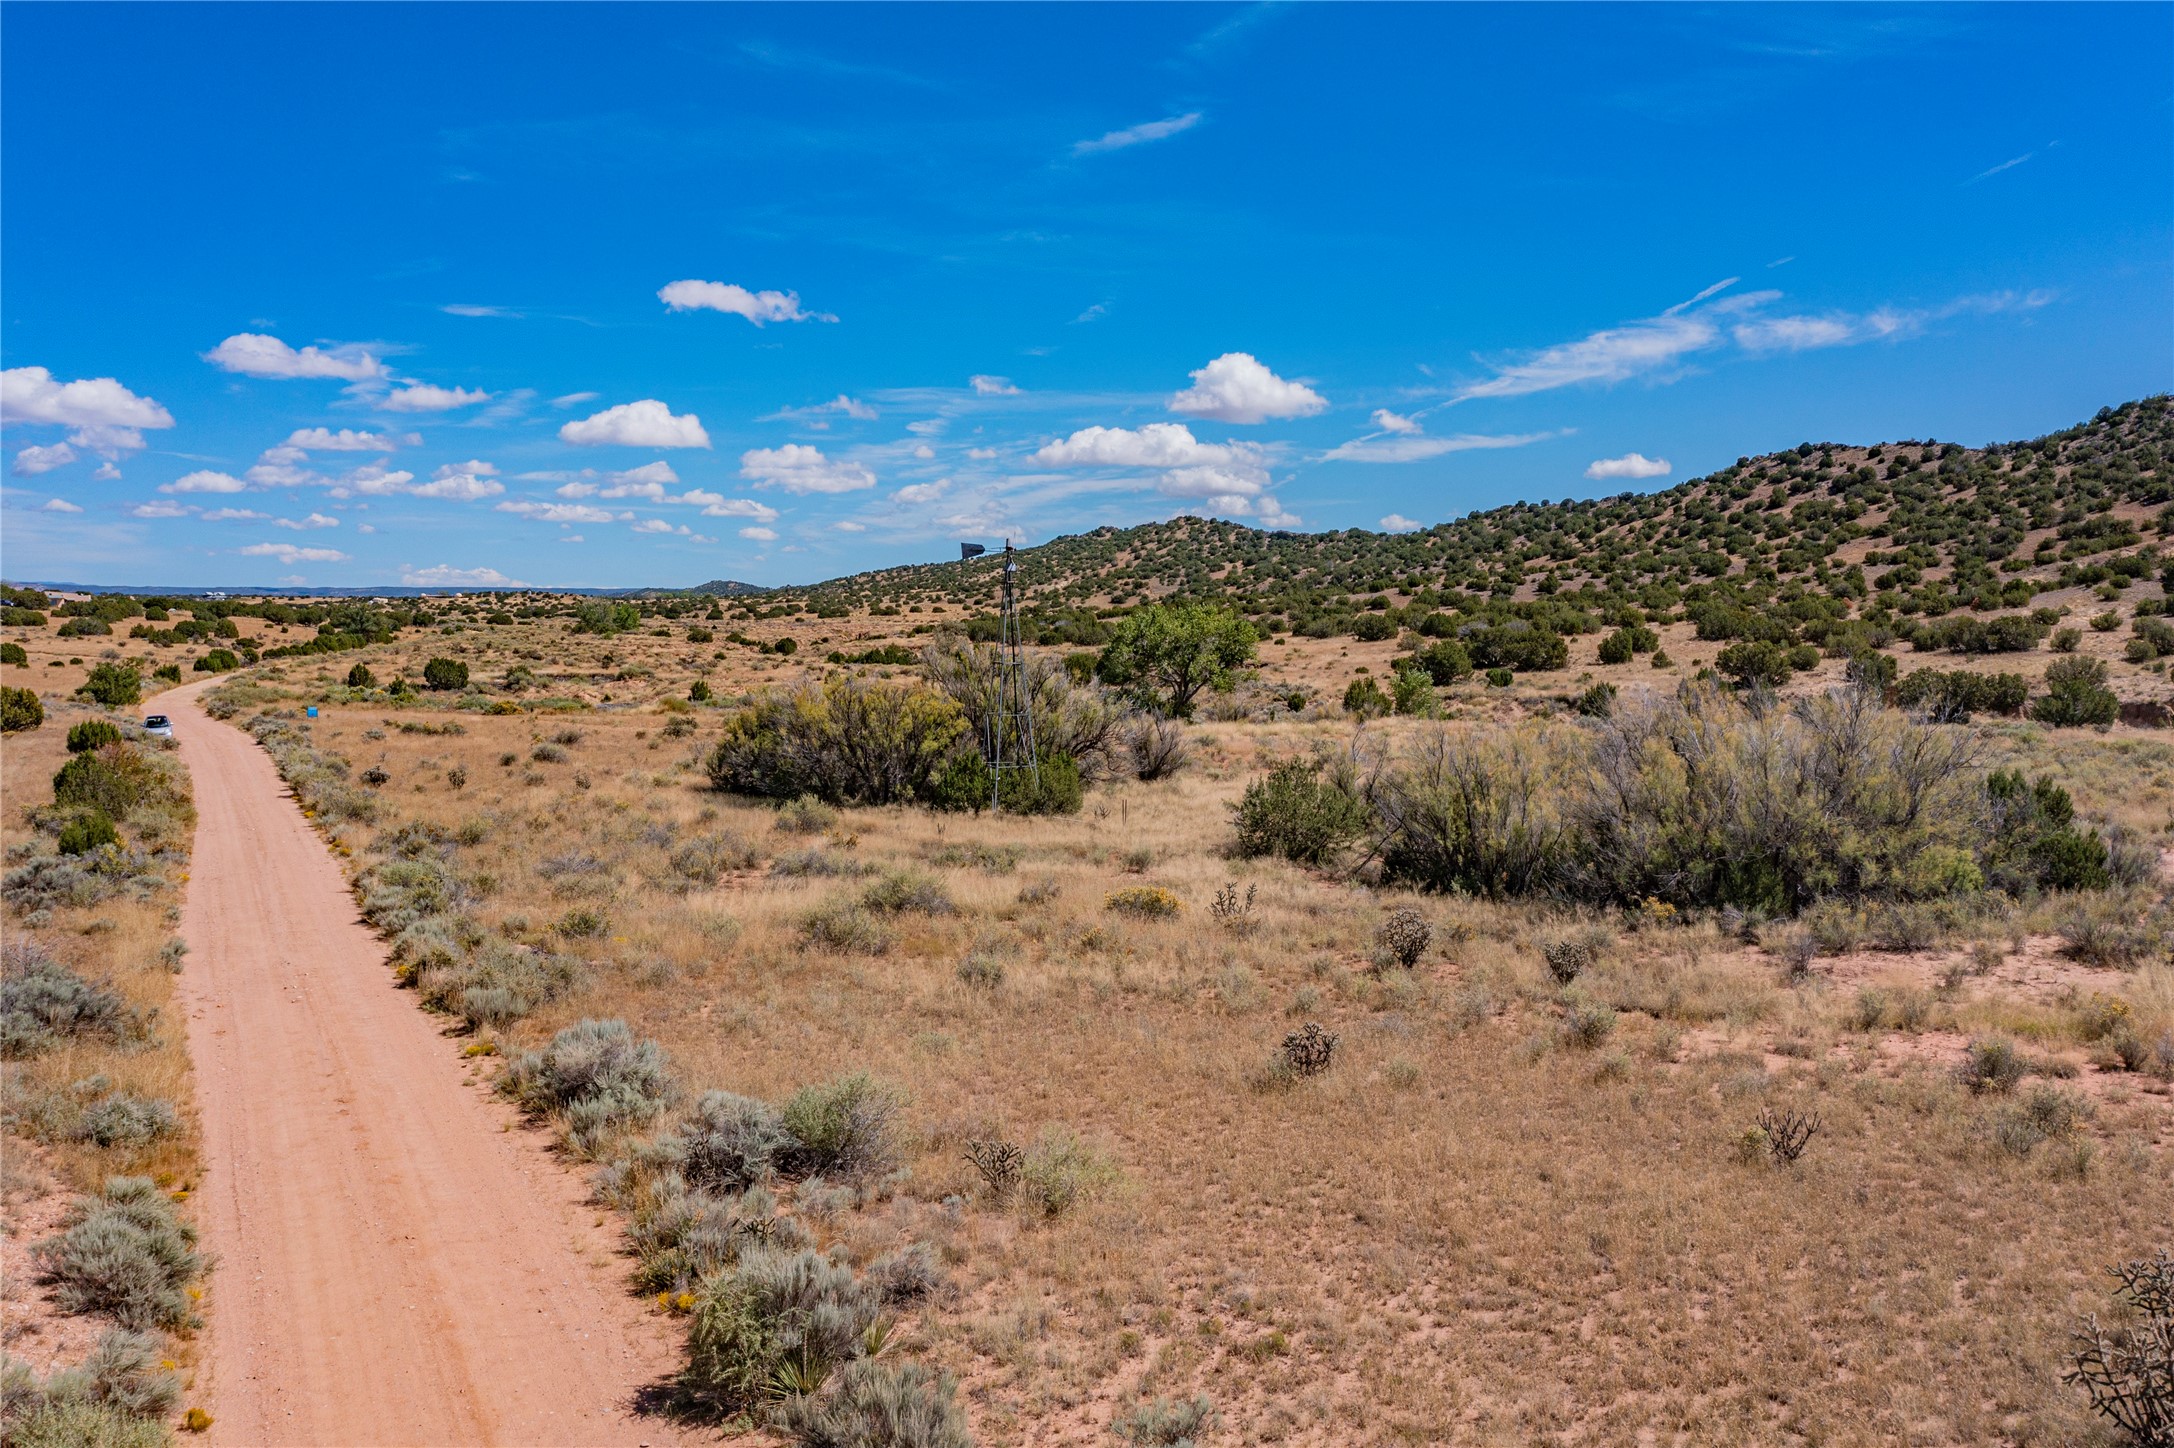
xmin=142 ymin=714 xmax=173 ymax=739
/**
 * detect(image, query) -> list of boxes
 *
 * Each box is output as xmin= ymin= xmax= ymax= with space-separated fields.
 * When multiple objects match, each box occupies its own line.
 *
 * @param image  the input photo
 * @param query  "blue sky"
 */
xmin=3 ymin=3 xmax=2169 ymax=589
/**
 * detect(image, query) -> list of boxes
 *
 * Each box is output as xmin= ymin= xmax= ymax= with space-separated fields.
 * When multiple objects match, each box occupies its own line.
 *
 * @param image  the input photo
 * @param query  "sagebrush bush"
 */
xmin=1130 ymin=716 xmax=1190 ymax=781
xmin=32 ymin=1177 xmax=205 ymax=1331
xmin=1015 ymin=1126 xmax=1117 ymax=1218
xmin=1378 ymin=684 xmax=2034 ymax=914
xmin=861 ymin=871 xmax=954 ymax=916
xmin=1113 ymin=1395 xmax=1220 ymax=1447
xmin=1 ymin=944 xmax=139 ymax=1058
xmin=778 ymin=1359 xmax=971 ymax=1448
xmin=780 ymin=1072 xmax=900 ymax=1181
xmin=800 ymin=900 xmax=893 ymax=955
xmin=501 ymin=1019 xmax=672 ymax=1153
xmin=678 ymin=1248 xmax=885 ymax=1417
xmin=73 ymin=1091 xmax=180 ymax=1148
xmin=670 ymin=832 xmax=762 ymax=885
xmin=1959 ymin=1037 xmax=2026 ymax=1095
xmin=676 ymin=1091 xmax=791 ymax=1193
xmin=418 ymin=940 xmax=583 ymax=1029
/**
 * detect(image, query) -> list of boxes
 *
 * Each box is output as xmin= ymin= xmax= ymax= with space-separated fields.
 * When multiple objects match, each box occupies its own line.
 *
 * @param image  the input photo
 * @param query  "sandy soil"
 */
xmin=168 ymin=680 xmax=691 ymax=1447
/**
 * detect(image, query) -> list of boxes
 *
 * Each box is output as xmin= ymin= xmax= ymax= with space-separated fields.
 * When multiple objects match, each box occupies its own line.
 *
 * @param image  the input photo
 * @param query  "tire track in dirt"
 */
xmin=170 ymin=682 xmax=687 ymax=1447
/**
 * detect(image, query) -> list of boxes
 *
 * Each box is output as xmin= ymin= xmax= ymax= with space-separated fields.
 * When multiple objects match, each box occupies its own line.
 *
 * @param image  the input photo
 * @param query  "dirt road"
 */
xmin=171 ymin=683 xmax=688 ymax=1447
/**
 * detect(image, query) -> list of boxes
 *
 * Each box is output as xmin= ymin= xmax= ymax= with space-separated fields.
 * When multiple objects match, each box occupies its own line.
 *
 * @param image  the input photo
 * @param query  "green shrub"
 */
xmin=1231 ymin=757 xmax=1370 ymax=866
xmin=1390 ymin=667 xmax=1439 ymax=717
xmin=1484 ymin=667 xmax=1514 ymax=688
xmin=1894 ymin=669 xmax=2029 ymax=722
xmin=52 ymin=748 xmax=160 ymax=819
xmin=346 ymin=662 xmax=376 ymax=688
xmin=3 ymin=686 xmax=46 ymax=732
xmin=57 ymin=617 xmax=112 ymax=639
xmin=1342 ymin=676 xmax=1391 ymax=719
xmin=76 ymin=664 xmax=140 ymax=708
xmin=418 ymin=941 xmax=584 ymax=1030
xmin=2032 ymin=657 xmax=2119 ymax=727
xmin=1715 ymin=640 xmax=1794 ymax=689
xmin=32 ymin=1177 xmax=205 ymax=1330
xmin=58 ymin=813 xmax=120 ymax=857
xmin=1405 ymin=638 xmax=1474 ymax=685
xmin=192 ymin=649 xmax=240 ymax=673
xmin=706 ymin=675 xmax=964 ymax=805
xmin=1465 ymin=624 xmax=1567 ymax=673
xmin=423 ymin=657 xmax=469 ymax=691
xmin=1094 ymin=603 xmax=1258 ymax=718
xmin=67 ymin=720 xmax=122 ymax=753
xmin=778 ymin=1360 xmax=971 ymax=1448
xmin=781 ymin=1072 xmax=900 ymax=1180
xmin=1 ymin=642 xmax=29 ymax=665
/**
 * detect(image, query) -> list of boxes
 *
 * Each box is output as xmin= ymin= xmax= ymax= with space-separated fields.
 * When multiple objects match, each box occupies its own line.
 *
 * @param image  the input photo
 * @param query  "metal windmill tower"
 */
xmin=989 ymin=540 xmax=1039 ymax=810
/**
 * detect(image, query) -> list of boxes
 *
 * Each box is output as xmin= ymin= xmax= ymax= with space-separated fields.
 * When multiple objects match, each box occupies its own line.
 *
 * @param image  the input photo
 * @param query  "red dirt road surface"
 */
xmin=171 ymin=683 xmax=688 ymax=1447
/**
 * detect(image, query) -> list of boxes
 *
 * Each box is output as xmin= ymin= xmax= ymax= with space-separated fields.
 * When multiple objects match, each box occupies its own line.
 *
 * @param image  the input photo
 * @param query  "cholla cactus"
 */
xmin=1376 ymin=907 xmax=1432 ymax=968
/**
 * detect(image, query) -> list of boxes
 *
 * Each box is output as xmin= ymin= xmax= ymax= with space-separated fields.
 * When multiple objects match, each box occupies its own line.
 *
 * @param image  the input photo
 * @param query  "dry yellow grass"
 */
xmin=184 ymin=605 xmax=2174 ymax=1446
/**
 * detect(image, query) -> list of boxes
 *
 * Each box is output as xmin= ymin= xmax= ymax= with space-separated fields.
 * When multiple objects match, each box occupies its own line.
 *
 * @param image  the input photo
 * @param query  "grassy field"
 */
xmin=163 ymin=602 xmax=2174 ymax=1448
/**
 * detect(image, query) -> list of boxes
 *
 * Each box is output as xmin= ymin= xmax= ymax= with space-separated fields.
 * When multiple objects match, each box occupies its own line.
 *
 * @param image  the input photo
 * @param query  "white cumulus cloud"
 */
xmin=239 ymin=542 xmax=347 ymax=565
xmin=497 ymin=501 xmax=626 ymax=525
xmin=559 ymin=399 xmax=712 ymax=449
xmin=1073 ymin=112 xmax=1202 ymax=156
xmin=1169 ymin=352 xmax=1326 ymax=424
xmin=1380 ymin=513 xmax=1424 ymax=533
xmin=1371 ymin=410 xmax=1421 ymax=434
xmin=407 ymin=461 xmax=504 ymax=501
xmin=1585 ymin=452 xmax=1672 ymax=480
xmin=676 ymin=491 xmax=780 ymax=521
xmin=287 ymin=427 xmax=411 ymax=452
xmin=740 ymin=444 xmax=876 ymax=494
xmin=739 ymin=526 xmax=778 ymax=542
xmin=161 ymin=470 xmax=248 ymax=494
xmin=130 ymin=500 xmax=194 ymax=518
xmin=376 ymin=384 xmax=490 ymax=413
xmin=273 ymin=512 xmax=341 ymax=530
xmin=2 ymin=366 xmax=175 ymax=430
xmin=1035 ymin=422 xmax=1278 ymax=511
xmin=657 ymin=280 xmax=834 ymax=325
xmin=970 ymin=375 xmax=1021 ymax=396
xmin=204 ymin=333 xmax=386 ymax=382
xmin=41 ymin=498 xmax=83 ymax=513
xmin=401 ymin=564 xmax=522 ymax=587
xmin=13 ymin=443 xmax=77 ymax=476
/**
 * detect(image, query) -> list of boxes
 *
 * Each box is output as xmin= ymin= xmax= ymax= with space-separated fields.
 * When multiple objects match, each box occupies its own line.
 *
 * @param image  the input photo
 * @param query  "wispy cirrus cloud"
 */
xmin=1323 ymin=430 xmax=1558 ymax=464
xmin=1073 ymin=111 xmax=1202 ymax=156
xmin=1449 ymin=280 xmax=2055 ymax=400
